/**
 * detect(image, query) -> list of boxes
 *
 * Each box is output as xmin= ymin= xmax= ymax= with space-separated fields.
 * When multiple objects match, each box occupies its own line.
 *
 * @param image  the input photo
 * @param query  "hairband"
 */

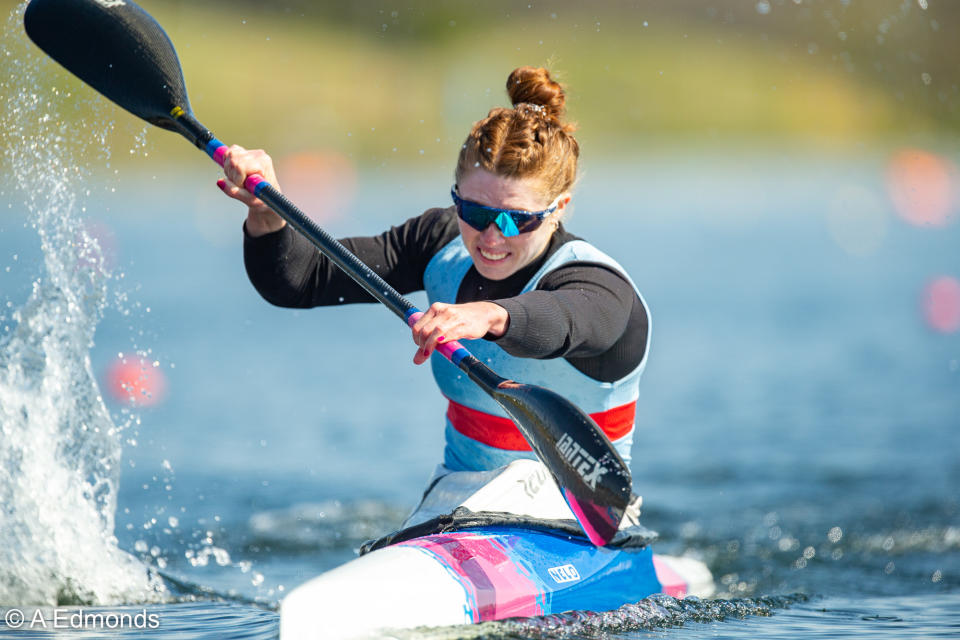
xmin=518 ymin=102 xmax=547 ymax=117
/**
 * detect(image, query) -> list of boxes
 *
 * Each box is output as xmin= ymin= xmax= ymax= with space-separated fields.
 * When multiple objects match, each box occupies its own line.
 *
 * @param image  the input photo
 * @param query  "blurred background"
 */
xmin=0 ymin=0 xmax=958 ymax=630
xmin=4 ymin=0 xmax=960 ymax=164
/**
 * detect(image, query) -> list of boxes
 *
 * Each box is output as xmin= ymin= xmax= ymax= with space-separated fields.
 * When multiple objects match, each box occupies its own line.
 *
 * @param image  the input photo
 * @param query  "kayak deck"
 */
xmin=280 ymin=526 xmax=713 ymax=639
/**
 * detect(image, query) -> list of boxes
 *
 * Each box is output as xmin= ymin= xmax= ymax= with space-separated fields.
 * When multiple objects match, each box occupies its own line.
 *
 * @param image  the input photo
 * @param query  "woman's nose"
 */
xmin=481 ymin=223 xmax=504 ymax=242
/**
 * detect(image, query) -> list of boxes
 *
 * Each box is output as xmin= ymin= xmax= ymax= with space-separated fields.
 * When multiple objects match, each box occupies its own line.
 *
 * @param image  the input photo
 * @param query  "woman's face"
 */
xmin=456 ymin=170 xmax=567 ymax=281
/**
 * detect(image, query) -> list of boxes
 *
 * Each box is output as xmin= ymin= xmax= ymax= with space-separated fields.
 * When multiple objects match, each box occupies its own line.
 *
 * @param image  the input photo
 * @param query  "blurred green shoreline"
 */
xmin=3 ymin=0 xmax=958 ymax=170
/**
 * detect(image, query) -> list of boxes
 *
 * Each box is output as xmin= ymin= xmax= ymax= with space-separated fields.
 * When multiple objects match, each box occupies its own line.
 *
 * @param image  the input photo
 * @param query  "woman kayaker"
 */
xmin=218 ymin=66 xmax=650 ymax=477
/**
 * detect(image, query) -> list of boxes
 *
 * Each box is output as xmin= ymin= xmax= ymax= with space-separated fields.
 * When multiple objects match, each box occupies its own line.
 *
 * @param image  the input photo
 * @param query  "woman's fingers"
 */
xmin=217 ymin=145 xmax=288 ymax=235
xmin=413 ymin=329 xmax=449 ymax=364
xmin=420 ymin=326 xmax=447 ymax=356
xmin=217 ymin=178 xmax=260 ymax=207
xmin=410 ymin=302 xmax=508 ymax=365
xmin=222 ymin=145 xmax=276 ymax=185
xmin=219 ymin=146 xmax=281 ymax=196
xmin=221 ymin=145 xmax=249 ymax=187
xmin=410 ymin=303 xmax=439 ymax=345
xmin=413 ymin=344 xmax=431 ymax=365
xmin=411 ymin=304 xmax=447 ymax=363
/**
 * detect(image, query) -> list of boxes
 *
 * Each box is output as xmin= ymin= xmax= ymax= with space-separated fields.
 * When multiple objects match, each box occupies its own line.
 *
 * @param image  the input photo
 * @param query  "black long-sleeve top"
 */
xmin=243 ymin=207 xmax=648 ymax=383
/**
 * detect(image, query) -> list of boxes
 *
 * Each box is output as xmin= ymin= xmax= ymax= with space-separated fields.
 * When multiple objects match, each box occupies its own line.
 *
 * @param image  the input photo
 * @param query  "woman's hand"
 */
xmin=216 ymin=145 xmax=286 ymax=237
xmin=410 ymin=301 xmax=510 ymax=365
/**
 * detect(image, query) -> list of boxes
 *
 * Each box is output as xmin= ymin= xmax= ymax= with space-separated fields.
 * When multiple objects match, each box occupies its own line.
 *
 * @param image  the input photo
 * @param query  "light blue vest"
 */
xmin=423 ymin=237 xmax=650 ymax=472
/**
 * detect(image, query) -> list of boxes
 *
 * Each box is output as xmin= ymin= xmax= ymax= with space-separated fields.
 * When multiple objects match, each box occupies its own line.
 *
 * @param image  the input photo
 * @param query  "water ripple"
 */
xmin=390 ymin=593 xmax=810 ymax=639
xmin=1 ymin=603 xmax=277 ymax=640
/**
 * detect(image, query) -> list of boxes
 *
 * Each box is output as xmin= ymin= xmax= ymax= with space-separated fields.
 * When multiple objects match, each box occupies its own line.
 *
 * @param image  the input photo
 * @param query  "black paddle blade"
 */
xmin=492 ymin=381 xmax=632 ymax=545
xmin=24 ymin=0 xmax=190 ymax=134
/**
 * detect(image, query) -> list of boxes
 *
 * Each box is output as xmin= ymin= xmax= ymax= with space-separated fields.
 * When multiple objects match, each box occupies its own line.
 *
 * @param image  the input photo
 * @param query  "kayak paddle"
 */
xmin=23 ymin=0 xmax=632 ymax=545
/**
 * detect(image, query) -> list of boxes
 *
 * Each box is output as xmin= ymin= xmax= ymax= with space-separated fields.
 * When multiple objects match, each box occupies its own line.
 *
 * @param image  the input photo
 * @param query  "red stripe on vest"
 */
xmin=446 ymin=399 xmax=636 ymax=451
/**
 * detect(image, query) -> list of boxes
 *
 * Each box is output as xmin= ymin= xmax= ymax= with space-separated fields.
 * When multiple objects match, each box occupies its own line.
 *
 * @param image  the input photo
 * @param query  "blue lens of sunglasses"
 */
xmin=451 ymin=188 xmax=555 ymax=237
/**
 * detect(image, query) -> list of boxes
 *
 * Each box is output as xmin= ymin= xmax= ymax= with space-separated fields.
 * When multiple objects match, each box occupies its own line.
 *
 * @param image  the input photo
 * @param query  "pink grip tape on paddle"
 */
xmin=407 ymin=311 xmax=467 ymax=362
xmin=243 ymin=174 xmax=266 ymax=194
xmin=212 ymin=144 xmax=228 ymax=166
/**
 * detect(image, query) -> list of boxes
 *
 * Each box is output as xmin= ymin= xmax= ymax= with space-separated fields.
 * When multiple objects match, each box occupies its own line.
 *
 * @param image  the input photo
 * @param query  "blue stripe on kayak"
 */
xmin=485 ymin=527 xmax=662 ymax=614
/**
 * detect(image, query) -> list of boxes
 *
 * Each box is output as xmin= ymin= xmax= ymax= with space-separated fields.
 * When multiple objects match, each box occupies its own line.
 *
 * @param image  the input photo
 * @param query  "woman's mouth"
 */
xmin=478 ymin=247 xmax=509 ymax=262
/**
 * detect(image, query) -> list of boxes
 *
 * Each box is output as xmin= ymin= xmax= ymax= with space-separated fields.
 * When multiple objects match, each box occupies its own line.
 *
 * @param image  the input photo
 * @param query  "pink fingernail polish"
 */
xmin=216 ymin=179 xmax=227 ymax=191
xmin=437 ymin=336 xmax=445 ymax=342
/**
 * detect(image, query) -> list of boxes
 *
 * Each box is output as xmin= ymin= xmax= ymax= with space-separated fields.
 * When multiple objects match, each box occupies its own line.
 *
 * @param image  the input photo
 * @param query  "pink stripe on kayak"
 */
xmin=652 ymin=555 xmax=688 ymax=598
xmin=400 ymin=532 xmax=542 ymax=621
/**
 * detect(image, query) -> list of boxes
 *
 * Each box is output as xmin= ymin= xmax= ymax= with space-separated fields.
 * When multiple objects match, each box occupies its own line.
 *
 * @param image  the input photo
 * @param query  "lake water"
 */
xmin=1 ymin=9 xmax=959 ymax=639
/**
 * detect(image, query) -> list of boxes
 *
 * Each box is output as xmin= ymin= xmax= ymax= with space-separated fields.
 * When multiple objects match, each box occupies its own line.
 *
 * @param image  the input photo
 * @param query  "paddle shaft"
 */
xmin=174 ymin=112 xmax=504 ymax=390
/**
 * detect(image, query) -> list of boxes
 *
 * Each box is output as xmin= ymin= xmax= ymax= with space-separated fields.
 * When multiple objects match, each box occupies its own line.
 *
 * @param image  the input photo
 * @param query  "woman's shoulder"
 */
xmin=538 ymin=228 xmax=639 ymax=294
xmin=544 ymin=226 xmax=622 ymax=272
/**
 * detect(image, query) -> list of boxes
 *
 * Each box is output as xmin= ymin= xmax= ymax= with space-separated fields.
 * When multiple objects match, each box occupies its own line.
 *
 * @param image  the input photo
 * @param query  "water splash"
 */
xmin=0 ymin=3 xmax=165 ymax=605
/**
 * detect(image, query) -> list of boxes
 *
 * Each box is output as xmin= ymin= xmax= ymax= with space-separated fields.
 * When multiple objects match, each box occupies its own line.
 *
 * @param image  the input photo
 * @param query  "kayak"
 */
xmin=280 ymin=525 xmax=713 ymax=639
xmin=279 ymin=461 xmax=714 ymax=639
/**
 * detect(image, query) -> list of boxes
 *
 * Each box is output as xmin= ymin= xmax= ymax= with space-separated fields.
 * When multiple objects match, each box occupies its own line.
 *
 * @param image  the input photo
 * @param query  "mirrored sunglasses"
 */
xmin=451 ymin=186 xmax=561 ymax=237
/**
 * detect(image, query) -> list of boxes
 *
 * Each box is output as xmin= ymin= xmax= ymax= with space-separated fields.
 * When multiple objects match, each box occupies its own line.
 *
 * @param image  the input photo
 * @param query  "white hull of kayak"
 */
xmin=280 ymin=528 xmax=713 ymax=640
